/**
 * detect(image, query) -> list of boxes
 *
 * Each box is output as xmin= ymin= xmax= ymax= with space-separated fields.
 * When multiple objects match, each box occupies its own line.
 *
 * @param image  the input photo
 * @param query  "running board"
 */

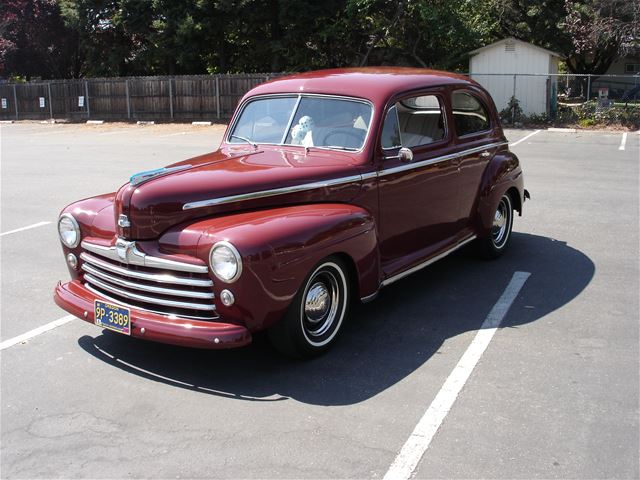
xmin=380 ymin=235 xmax=477 ymax=288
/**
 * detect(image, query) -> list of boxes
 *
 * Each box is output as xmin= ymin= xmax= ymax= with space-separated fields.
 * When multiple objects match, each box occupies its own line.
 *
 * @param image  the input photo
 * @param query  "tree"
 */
xmin=0 ymin=0 xmax=81 ymax=79
xmin=562 ymin=0 xmax=639 ymax=75
xmin=489 ymin=0 xmax=640 ymax=75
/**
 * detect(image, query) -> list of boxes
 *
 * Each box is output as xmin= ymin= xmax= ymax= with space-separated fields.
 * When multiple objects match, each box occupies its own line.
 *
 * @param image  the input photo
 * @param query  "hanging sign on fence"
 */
xmin=39 ymin=97 xmax=45 ymax=108
xmin=78 ymin=96 xmax=85 ymax=107
xmin=1 ymin=98 xmax=7 ymax=109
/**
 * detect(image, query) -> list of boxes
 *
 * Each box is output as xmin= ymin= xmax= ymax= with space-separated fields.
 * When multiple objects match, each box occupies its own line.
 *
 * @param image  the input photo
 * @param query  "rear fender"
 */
xmin=475 ymin=149 xmax=524 ymax=235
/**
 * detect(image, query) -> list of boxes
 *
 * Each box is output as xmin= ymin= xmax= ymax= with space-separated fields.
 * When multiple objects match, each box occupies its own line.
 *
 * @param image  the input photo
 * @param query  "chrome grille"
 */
xmin=80 ymin=249 xmax=217 ymax=321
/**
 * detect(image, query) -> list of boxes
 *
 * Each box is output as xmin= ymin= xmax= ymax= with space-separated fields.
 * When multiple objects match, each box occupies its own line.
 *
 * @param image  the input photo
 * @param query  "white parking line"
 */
xmin=618 ymin=132 xmax=627 ymax=151
xmin=383 ymin=271 xmax=531 ymax=480
xmin=0 ymin=221 xmax=51 ymax=237
xmin=0 ymin=315 xmax=76 ymax=351
xmin=159 ymin=131 xmax=188 ymax=137
xmin=509 ymin=130 xmax=541 ymax=147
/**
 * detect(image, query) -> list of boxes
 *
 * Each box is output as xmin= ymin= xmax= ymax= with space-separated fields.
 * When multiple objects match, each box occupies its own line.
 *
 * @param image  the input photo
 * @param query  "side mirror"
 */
xmin=383 ymin=147 xmax=414 ymax=163
xmin=398 ymin=147 xmax=413 ymax=163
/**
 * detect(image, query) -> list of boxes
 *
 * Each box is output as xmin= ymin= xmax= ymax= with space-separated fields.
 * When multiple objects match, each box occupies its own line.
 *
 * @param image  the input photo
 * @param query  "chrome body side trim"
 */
xmin=182 ymin=142 xmax=508 ymax=211
xmin=381 ymin=235 xmax=477 ymax=287
xmin=379 ymin=141 xmax=507 ymax=177
xmin=183 ymin=174 xmax=363 ymax=210
xmin=81 ymin=240 xmax=209 ymax=274
xmin=84 ymin=284 xmax=218 ymax=320
xmin=81 ymin=263 xmax=215 ymax=299
xmin=360 ymin=291 xmax=379 ymax=303
xmin=84 ymin=274 xmax=216 ymax=311
xmin=80 ymin=253 xmax=213 ymax=287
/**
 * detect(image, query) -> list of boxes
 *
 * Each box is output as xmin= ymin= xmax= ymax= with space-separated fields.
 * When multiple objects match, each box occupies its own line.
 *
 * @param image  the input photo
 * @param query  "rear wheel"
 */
xmin=477 ymin=193 xmax=514 ymax=259
xmin=269 ymin=257 xmax=349 ymax=358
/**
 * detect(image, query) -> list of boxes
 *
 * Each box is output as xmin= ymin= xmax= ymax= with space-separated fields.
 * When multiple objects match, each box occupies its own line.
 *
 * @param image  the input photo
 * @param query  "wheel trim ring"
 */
xmin=299 ymin=262 xmax=348 ymax=348
xmin=491 ymin=196 xmax=511 ymax=248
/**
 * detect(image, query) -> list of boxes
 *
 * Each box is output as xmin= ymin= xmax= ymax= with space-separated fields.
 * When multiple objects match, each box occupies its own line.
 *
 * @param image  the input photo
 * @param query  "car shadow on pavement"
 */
xmin=78 ymin=232 xmax=595 ymax=405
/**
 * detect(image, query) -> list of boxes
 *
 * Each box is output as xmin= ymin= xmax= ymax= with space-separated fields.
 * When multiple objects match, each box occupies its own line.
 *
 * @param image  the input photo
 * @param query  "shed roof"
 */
xmin=469 ymin=38 xmax=564 ymax=59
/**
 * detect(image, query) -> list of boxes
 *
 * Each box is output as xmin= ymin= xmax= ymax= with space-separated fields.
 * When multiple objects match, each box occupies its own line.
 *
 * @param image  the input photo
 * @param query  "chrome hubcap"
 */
xmin=491 ymin=198 xmax=510 ymax=247
xmin=305 ymin=282 xmax=330 ymax=323
xmin=302 ymin=271 xmax=340 ymax=338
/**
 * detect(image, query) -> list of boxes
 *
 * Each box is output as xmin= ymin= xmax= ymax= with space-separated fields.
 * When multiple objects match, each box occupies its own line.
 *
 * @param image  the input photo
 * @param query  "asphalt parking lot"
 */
xmin=1 ymin=122 xmax=638 ymax=479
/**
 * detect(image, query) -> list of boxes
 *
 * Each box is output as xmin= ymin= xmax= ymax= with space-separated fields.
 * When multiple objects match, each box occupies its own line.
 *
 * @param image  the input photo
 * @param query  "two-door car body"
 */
xmin=55 ymin=67 xmax=528 ymax=357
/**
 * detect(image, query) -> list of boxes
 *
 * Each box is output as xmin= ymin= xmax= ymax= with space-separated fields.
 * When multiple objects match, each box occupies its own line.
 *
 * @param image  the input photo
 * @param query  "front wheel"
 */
xmin=269 ymin=257 xmax=350 ymax=358
xmin=477 ymin=193 xmax=514 ymax=259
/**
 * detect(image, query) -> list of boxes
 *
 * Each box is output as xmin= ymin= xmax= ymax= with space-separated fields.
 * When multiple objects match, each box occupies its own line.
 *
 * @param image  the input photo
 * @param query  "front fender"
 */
xmin=160 ymin=204 xmax=379 ymax=331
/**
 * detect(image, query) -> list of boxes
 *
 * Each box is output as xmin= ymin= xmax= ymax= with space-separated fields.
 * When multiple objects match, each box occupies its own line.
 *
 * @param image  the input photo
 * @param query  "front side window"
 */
xmin=381 ymin=94 xmax=446 ymax=152
xmin=452 ymin=92 xmax=490 ymax=137
xmin=229 ymin=95 xmax=372 ymax=151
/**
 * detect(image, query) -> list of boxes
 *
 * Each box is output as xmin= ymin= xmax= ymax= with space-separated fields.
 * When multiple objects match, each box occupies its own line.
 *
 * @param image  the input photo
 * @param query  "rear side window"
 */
xmin=381 ymin=94 xmax=446 ymax=151
xmin=452 ymin=92 xmax=490 ymax=137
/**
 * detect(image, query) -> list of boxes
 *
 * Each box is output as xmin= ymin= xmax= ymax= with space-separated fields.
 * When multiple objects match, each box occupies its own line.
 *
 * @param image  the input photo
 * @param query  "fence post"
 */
xmin=168 ymin=78 xmax=174 ymax=119
xmin=13 ymin=84 xmax=18 ymax=120
xmin=125 ymin=79 xmax=131 ymax=119
xmin=84 ymin=80 xmax=90 ymax=118
xmin=47 ymin=82 xmax=53 ymax=119
xmin=215 ymin=76 xmax=221 ymax=119
xmin=586 ymin=75 xmax=591 ymax=102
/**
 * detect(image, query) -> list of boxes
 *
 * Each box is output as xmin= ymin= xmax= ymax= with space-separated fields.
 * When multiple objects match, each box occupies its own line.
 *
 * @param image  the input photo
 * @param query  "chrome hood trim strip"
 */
xmin=183 ymin=174 xmax=363 ymax=210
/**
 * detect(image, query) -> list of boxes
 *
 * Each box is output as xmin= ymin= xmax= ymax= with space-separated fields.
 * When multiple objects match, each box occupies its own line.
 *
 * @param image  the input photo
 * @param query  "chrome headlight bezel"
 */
xmin=58 ymin=213 xmax=81 ymax=248
xmin=209 ymin=241 xmax=242 ymax=283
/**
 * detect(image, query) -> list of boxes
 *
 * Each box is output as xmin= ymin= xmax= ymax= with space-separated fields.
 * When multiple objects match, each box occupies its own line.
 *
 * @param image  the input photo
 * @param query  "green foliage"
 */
xmin=499 ymin=96 xmax=524 ymax=124
xmin=2 ymin=0 xmax=638 ymax=79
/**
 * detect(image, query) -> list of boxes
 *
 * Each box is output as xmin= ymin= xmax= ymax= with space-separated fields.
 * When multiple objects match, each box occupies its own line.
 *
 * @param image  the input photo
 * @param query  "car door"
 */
xmin=450 ymin=89 xmax=504 ymax=228
xmin=377 ymin=90 xmax=461 ymax=275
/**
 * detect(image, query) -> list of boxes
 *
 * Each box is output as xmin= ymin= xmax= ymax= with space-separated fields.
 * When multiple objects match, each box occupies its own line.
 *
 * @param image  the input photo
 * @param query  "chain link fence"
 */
xmin=469 ymin=73 xmax=640 ymax=124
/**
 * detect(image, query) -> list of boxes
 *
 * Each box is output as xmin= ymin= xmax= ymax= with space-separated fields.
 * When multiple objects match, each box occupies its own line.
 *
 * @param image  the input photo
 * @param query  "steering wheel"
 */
xmin=321 ymin=129 xmax=365 ymax=147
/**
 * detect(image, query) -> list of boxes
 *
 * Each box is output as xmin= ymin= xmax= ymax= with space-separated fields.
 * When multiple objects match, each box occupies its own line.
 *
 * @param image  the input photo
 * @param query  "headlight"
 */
xmin=209 ymin=241 xmax=242 ymax=283
xmin=58 ymin=213 xmax=80 ymax=248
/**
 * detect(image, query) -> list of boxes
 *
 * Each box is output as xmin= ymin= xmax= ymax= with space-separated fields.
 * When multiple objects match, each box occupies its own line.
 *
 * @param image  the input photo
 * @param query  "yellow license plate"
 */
xmin=94 ymin=300 xmax=131 ymax=335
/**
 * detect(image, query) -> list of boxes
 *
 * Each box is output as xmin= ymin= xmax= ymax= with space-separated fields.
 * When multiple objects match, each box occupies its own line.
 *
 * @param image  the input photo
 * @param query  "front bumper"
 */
xmin=54 ymin=280 xmax=252 ymax=349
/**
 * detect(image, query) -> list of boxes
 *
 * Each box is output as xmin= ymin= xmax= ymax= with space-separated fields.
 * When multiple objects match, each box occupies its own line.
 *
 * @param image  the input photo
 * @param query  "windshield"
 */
xmin=228 ymin=95 xmax=372 ymax=151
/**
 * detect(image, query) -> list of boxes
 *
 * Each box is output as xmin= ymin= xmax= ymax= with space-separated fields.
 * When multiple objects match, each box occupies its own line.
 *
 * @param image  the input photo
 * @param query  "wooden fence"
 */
xmin=0 ymin=74 xmax=285 ymax=121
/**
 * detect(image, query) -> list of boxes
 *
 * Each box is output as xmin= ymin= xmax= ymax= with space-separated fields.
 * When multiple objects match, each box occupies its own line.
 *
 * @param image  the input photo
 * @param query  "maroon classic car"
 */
xmin=55 ymin=67 xmax=528 ymax=357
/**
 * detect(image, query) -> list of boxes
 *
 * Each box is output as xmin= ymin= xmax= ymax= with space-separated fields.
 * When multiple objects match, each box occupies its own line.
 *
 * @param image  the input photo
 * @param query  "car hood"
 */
xmin=115 ymin=147 xmax=365 ymax=240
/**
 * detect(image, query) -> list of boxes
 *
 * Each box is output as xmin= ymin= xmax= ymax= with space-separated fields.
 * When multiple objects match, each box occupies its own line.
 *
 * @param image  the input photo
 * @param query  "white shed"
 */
xmin=469 ymin=38 xmax=563 ymax=116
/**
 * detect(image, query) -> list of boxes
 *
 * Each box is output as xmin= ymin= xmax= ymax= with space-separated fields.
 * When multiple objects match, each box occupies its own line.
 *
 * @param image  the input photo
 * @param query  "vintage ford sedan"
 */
xmin=55 ymin=67 xmax=528 ymax=357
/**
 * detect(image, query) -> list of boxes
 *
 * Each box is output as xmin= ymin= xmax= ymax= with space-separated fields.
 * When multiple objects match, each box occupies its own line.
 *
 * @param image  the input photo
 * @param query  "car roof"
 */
xmin=244 ymin=67 xmax=476 ymax=105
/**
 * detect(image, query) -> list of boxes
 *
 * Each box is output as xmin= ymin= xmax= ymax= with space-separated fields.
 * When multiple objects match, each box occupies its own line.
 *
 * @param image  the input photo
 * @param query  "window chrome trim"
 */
xmin=80 ymin=253 xmax=213 ymax=287
xmin=381 ymin=235 xmax=477 ymax=287
xmin=183 ymin=174 xmax=363 ymax=210
xmin=225 ymin=93 xmax=375 ymax=154
xmin=81 ymin=240 xmax=209 ymax=274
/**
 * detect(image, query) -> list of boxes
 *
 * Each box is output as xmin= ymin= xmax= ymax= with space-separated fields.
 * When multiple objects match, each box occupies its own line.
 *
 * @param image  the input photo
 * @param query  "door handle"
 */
xmin=479 ymin=151 xmax=491 ymax=158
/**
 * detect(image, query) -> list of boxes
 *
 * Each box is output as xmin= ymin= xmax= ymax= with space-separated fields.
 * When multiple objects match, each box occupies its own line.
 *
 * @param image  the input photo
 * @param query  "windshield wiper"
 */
xmin=230 ymin=134 xmax=258 ymax=150
xmin=310 ymin=145 xmax=358 ymax=152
